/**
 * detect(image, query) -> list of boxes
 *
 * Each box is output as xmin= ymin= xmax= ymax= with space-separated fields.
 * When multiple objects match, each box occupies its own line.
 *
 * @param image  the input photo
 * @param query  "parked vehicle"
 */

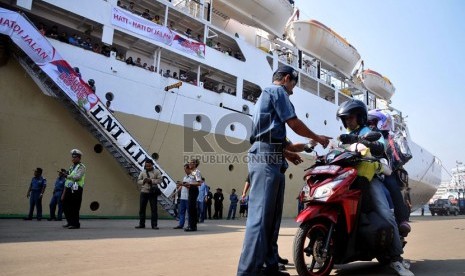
xmin=293 ymin=132 xmax=405 ymax=276
xmin=429 ymin=199 xmax=460 ymax=216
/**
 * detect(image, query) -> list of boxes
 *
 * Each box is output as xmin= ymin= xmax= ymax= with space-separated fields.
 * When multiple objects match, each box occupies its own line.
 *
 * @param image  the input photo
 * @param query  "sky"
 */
xmin=295 ymin=0 xmax=465 ymax=181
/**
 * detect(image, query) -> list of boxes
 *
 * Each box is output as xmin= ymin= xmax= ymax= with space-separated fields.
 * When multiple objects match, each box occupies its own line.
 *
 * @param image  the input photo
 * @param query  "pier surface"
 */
xmin=1 ymin=216 xmax=464 ymax=275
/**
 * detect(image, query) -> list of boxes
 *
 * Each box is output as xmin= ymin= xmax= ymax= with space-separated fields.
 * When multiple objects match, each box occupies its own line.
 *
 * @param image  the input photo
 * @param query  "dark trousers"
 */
xmin=214 ymin=202 xmax=223 ymax=219
xmin=28 ymin=190 xmax=43 ymax=219
xmin=138 ymin=192 xmax=158 ymax=228
xmin=63 ymin=187 xmax=83 ymax=227
xmin=188 ymin=186 xmax=199 ymax=229
xmin=49 ymin=190 xmax=64 ymax=219
xmin=384 ymin=174 xmax=409 ymax=223
xmin=206 ymin=203 xmax=212 ymax=219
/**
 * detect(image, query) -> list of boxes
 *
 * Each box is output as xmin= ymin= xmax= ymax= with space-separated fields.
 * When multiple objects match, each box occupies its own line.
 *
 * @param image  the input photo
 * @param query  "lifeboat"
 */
xmin=361 ymin=69 xmax=396 ymax=100
xmin=212 ymin=0 xmax=294 ymax=38
xmin=286 ymin=20 xmax=361 ymax=78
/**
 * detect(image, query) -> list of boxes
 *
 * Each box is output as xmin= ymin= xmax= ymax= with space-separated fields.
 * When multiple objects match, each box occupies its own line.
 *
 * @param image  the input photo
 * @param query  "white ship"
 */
xmin=430 ymin=164 xmax=465 ymax=203
xmin=0 ymin=0 xmax=441 ymax=217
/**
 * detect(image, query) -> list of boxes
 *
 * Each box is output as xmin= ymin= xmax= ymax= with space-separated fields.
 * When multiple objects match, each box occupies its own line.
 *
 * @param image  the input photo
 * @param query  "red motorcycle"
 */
xmin=293 ymin=132 xmax=399 ymax=276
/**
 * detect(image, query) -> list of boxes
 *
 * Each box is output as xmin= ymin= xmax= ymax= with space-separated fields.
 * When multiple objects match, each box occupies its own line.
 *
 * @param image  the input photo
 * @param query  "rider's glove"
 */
xmin=338 ymin=134 xmax=359 ymax=144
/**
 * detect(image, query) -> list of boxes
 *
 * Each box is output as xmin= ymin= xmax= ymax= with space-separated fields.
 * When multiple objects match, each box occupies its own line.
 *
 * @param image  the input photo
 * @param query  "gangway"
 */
xmin=0 ymin=7 xmax=177 ymax=217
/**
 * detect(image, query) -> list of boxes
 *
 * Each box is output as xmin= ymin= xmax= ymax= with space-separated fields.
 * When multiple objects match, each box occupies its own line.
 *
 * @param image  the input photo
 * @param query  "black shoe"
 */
xmin=135 ymin=225 xmax=145 ymax=229
xmin=278 ymin=256 xmax=289 ymax=265
xmin=173 ymin=226 xmax=183 ymax=229
xmin=184 ymin=227 xmax=197 ymax=232
xmin=56 ymin=219 xmax=62 ymax=221
xmin=23 ymin=217 xmax=32 ymax=220
xmin=47 ymin=218 xmax=55 ymax=221
xmin=62 ymin=224 xmax=69 ymax=228
xmin=152 ymin=226 xmax=159 ymax=230
xmin=68 ymin=225 xmax=80 ymax=229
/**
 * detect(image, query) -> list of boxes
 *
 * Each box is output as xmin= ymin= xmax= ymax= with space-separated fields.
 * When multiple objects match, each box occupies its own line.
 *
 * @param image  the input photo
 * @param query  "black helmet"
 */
xmin=88 ymin=79 xmax=95 ymax=85
xmin=336 ymin=99 xmax=367 ymax=128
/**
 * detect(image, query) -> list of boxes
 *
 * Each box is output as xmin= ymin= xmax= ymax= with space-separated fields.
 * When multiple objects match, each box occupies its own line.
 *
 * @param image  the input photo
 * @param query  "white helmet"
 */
xmin=70 ymin=149 xmax=83 ymax=157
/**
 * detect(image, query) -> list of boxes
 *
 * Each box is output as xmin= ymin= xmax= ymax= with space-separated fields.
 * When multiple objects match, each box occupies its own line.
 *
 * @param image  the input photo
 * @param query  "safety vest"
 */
xmin=66 ymin=163 xmax=86 ymax=188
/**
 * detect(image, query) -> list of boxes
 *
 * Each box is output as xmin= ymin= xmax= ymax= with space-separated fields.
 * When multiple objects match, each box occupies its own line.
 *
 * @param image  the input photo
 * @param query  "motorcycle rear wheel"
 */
xmin=293 ymin=221 xmax=335 ymax=276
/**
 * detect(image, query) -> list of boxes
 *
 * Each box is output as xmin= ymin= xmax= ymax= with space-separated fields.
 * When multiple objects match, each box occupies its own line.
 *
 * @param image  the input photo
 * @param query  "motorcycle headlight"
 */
xmin=312 ymin=170 xmax=354 ymax=201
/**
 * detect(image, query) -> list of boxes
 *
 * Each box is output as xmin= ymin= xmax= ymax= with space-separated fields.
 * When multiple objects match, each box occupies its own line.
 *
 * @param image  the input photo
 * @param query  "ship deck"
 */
xmin=1 ymin=216 xmax=464 ymax=275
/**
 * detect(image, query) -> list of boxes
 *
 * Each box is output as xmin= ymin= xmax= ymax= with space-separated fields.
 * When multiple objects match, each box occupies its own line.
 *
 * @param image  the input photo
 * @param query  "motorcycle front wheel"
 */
xmin=293 ymin=221 xmax=335 ymax=276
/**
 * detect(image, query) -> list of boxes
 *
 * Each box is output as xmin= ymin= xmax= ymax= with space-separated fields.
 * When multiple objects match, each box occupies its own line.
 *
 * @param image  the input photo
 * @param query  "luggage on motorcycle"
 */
xmin=358 ymin=211 xmax=394 ymax=253
xmin=389 ymin=131 xmax=413 ymax=170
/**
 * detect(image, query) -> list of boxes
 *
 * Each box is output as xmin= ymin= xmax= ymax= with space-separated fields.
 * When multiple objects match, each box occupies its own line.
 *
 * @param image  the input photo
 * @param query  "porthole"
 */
xmin=289 ymin=173 xmax=293 ymax=180
xmin=90 ymin=201 xmax=100 ymax=211
xmin=105 ymin=92 xmax=114 ymax=101
xmin=94 ymin=144 xmax=103 ymax=153
xmin=228 ymin=164 xmax=234 ymax=171
xmin=230 ymin=124 xmax=235 ymax=131
xmin=340 ymin=126 xmax=343 ymax=131
xmin=151 ymin=152 xmax=159 ymax=160
xmin=196 ymin=115 xmax=202 ymax=122
xmin=324 ymin=120 xmax=327 ymax=125
xmin=305 ymin=113 xmax=309 ymax=118
xmin=242 ymin=105 xmax=249 ymax=113
xmin=155 ymin=105 xmax=162 ymax=113
xmin=219 ymin=103 xmax=223 ymax=107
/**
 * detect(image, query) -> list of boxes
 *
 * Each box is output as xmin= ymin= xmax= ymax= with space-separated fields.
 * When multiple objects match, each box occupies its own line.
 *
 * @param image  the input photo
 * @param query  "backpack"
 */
xmin=388 ymin=131 xmax=412 ymax=170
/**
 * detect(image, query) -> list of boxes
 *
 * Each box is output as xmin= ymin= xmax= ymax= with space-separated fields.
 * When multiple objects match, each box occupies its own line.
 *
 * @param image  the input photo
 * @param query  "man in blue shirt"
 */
xmin=48 ymin=169 xmax=67 ymax=221
xmin=237 ymin=65 xmax=330 ymax=276
xmin=227 ymin=188 xmax=239 ymax=220
xmin=24 ymin=168 xmax=47 ymax=221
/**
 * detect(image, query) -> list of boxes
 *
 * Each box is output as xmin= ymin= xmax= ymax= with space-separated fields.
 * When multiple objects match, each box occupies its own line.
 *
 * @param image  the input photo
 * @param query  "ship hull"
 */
xmin=0 ymin=59 xmax=310 ymax=217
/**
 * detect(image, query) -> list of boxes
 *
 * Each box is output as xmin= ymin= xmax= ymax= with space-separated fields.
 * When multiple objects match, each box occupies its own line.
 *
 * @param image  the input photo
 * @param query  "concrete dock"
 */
xmin=1 ymin=216 xmax=464 ymax=276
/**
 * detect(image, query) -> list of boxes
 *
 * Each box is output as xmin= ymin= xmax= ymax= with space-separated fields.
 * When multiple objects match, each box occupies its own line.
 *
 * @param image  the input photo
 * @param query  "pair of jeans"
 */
xmin=178 ymin=199 xmax=188 ymax=227
xmin=237 ymin=142 xmax=285 ymax=275
xmin=369 ymin=177 xmax=404 ymax=258
xmin=383 ymin=174 xmax=409 ymax=223
xmin=49 ymin=190 xmax=63 ymax=219
xmin=227 ymin=204 xmax=238 ymax=219
xmin=197 ymin=201 xmax=205 ymax=222
xmin=28 ymin=190 xmax=43 ymax=219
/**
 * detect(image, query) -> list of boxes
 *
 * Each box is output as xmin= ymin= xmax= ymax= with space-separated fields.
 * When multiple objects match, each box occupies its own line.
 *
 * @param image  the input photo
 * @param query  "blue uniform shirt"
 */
xmin=53 ymin=176 xmax=66 ymax=192
xmin=30 ymin=177 xmax=47 ymax=191
xmin=250 ymin=84 xmax=297 ymax=143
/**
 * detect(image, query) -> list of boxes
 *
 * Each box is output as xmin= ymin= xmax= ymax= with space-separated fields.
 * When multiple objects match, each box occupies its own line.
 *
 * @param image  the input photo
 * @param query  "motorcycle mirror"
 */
xmin=362 ymin=131 xmax=382 ymax=142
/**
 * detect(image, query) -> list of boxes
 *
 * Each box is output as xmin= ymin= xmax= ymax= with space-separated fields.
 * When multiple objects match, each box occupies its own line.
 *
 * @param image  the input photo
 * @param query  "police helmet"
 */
xmin=70 ymin=149 xmax=83 ymax=157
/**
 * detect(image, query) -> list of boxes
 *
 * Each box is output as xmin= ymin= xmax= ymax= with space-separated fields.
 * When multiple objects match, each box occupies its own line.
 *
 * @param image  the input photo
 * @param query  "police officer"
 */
xmin=24 ymin=168 xmax=47 ymax=221
xmin=237 ymin=65 xmax=330 ymax=276
xmin=62 ymin=149 xmax=86 ymax=229
xmin=47 ymin=169 xmax=67 ymax=221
